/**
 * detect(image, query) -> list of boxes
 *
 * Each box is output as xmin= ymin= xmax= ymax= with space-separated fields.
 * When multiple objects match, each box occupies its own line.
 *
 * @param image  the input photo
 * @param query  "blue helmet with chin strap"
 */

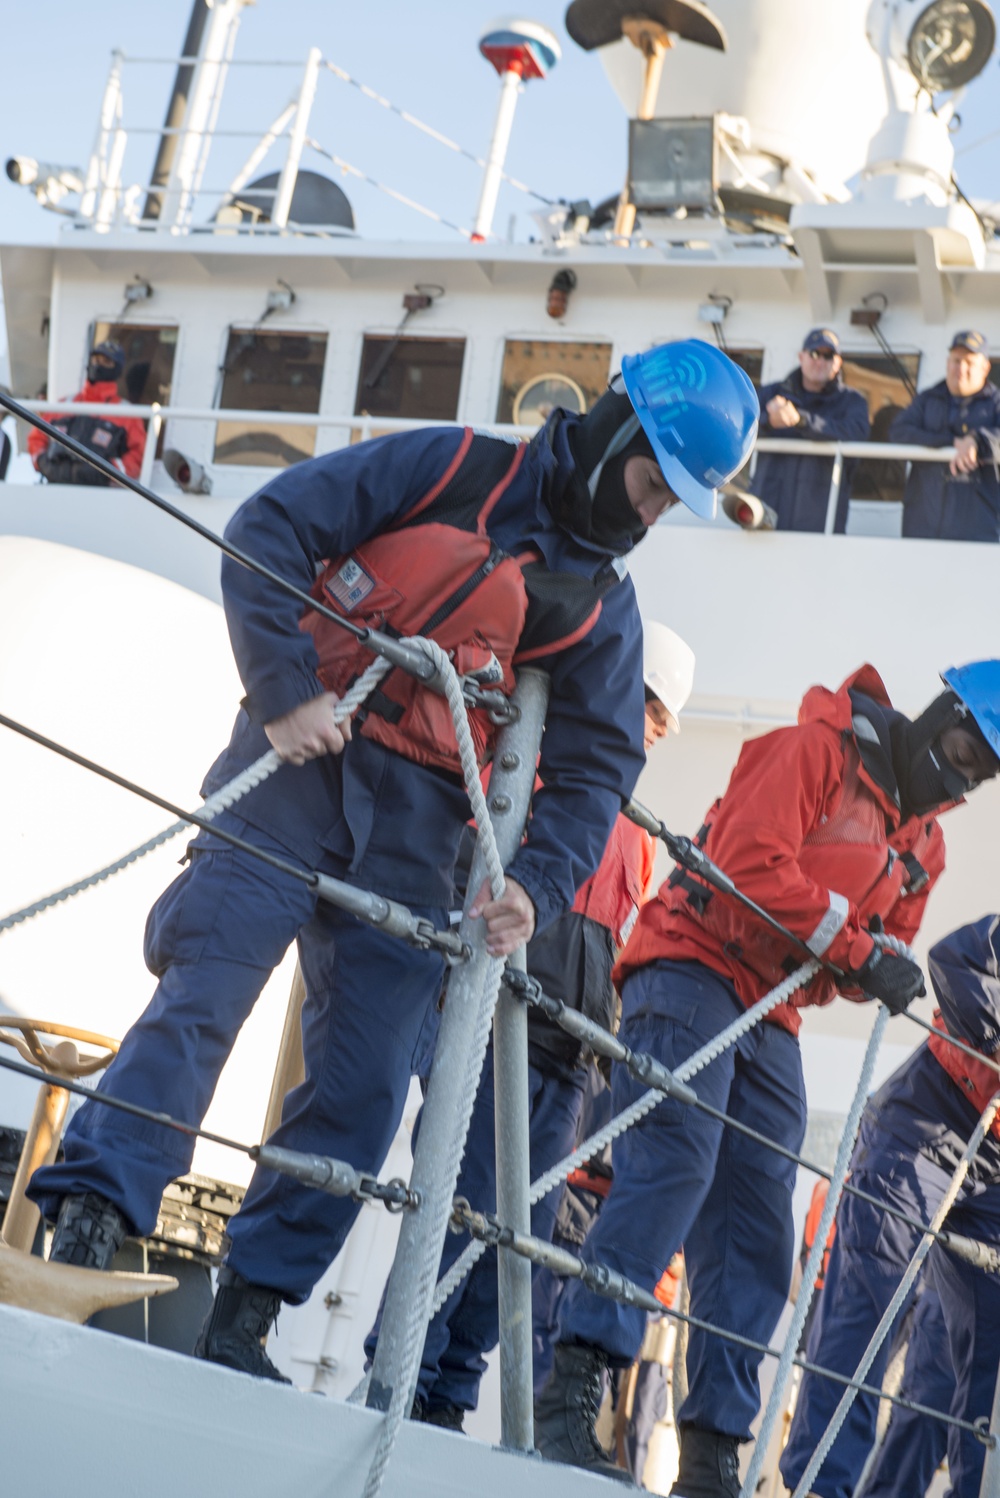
xmin=941 ymin=660 xmax=1000 ymax=763
xmin=620 ymin=339 xmax=759 ymax=520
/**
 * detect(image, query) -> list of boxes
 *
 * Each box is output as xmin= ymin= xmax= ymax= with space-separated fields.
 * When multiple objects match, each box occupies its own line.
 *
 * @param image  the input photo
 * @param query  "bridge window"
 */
xmin=841 ymin=352 xmax=922 ymax=505
xmin=90 ymin=322 xmax=178 ymax=405
xmin=214 ymin=329 xmax=328 ymax=468
xmin=497 ymin=341 xmax=612 ymax=428
xmin=354 ymin=336 xmax=466 ymax=424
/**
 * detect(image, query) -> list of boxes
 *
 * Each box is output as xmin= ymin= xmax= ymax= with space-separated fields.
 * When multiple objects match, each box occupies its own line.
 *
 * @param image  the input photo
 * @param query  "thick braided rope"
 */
xmin=741 ymin=1001 xmax=890 ymax=1498
xmin=0 ymin=657 xmax=391 ymax=937
xmin=789 ymin=1088 xmax=1000 ymax=1498
xmin=529 ymin=959 xmax=820 ymax=1208
xmin=361 ymin=640 xmax=507 ymax=1498
xmin=429 ymin=960 xmax=820 ymax=1317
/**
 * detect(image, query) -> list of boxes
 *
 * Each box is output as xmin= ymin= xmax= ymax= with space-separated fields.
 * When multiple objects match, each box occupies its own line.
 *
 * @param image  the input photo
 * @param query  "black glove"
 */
xmin=853 ymin=945 xmax=926 ymax=1014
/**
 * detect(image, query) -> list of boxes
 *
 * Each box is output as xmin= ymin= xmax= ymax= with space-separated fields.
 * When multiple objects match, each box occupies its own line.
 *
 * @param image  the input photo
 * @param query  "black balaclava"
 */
xmin=553 ymin=379 xmax=662 ymax=555
xmin=889 ymin=690 xmax=989 ymax=817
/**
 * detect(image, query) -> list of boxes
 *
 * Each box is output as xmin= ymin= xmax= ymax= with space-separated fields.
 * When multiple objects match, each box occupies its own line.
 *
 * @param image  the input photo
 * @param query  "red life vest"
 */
xmin=572 ymin=814 xmax=655 ymax=950
xmin=928 ymin=1012 xmax=1000 ymax=1140
xmin=301 ymin=428 xmax=612 ymax=776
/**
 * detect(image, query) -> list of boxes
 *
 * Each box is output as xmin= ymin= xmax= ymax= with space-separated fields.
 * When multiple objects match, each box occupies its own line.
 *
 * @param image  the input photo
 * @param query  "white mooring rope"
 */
xmin=0 ymin=656 xmax=391 ymax=936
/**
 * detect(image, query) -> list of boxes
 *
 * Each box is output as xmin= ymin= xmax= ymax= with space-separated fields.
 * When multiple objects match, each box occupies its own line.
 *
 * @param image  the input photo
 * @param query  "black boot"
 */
xmin=48 ymin=1192 xmax=129 ymax=1270
xmin=534 ymin=1342 xmax=633 ymax=1483
xmin=193 ymin=1265 xmax=292 ymax=1383
xmin=410 ymin=1394 xmax=466 ymax=1432
xmin=669 ymin=1423 xmax=741 ymax=1498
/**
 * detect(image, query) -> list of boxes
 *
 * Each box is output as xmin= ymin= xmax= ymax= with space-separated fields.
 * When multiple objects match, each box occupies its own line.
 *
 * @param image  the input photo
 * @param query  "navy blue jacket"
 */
xmin=750 ymin=370 xmax=869 ymax=533
xmin=868 ymin=918 xmax=1000 ymax=1179
xmin=202 ymin=421 xmax=646 ymax=929
xmin=891 ymin=380 xmax=1000 ymax=542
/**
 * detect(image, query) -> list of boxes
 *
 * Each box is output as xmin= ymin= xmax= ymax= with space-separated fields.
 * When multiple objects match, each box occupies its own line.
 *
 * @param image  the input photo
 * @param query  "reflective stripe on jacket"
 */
xmin=614 ymin=665 xmax=945 ymax=1036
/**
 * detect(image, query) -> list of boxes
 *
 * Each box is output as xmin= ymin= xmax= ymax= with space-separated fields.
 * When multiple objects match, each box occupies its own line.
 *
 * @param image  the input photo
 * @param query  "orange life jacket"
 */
xmin=301 ymin=428 xmax=613 ymax=775
xmin=928 ymin=1012 xmax=1000 ymax=1140
xmin=802 ymin=1180 xmax=836 ymax=1288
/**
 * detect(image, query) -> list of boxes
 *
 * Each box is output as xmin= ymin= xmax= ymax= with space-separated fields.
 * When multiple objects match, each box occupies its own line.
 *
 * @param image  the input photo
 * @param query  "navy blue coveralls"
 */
xmin=891 ymin=379 xmax=1000 ymax=541
xmin=30 ymin=420 xmax=646 ymax=1304
xmin=859 ymin=1278 xmax=953 ymax=1498
xmin=751 ymin=369 xmax=870 ymax=533
xmin=364 ymin=843 xmax=620 ymax=1412
xmin=781 ymin=918 xmax=1000 ymax=1498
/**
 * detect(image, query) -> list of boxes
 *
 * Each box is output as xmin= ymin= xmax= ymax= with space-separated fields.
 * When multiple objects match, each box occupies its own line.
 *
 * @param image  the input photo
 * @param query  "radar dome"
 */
xmin=221 ymin=169 xmax=355 ymax=232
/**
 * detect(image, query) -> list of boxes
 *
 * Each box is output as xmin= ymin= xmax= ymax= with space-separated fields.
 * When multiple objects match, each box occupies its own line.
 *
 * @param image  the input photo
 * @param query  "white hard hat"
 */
xmin=643 ymin=621 xmax=695 ymax=734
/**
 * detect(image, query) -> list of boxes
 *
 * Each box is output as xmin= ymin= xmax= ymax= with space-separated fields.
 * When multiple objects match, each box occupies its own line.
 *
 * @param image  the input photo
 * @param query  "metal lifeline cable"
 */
xmin=0 ymin=392 xmax=516 ymax=727
xmin=0 ymin=1046 xmax=414 ymax=1208
xmin=322 ymin=59 xmax=556 ymax=205
xmin=0 ymin=709 xmax=472 ymax=964
xmin=429 ymin=961 xmax=819 ymax=1317
xmin=790 ymin=1086 xmax=1000 ymax=1498
xmin=0 ymin=658 xmax=390 ymax=936
xmin=448 ymin=1202 xmax=995 ymax=1447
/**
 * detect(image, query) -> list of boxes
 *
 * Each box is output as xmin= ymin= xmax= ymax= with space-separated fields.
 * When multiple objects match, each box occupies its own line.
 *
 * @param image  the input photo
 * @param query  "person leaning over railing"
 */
xmin=748 ymin=328 xmax=870 ymax=533
xmin=781 ymin=909 xmax=1000 ymax=1498
xmin=891 ymin=330 xmax=1000 ymax=543
xmin=26 ymin=340 xmax=146 ymax=485
xmin=533 ymin=659 xmax=1000 ymax=1498
xmin=25 ymin=341 xmax=758 ymax=1385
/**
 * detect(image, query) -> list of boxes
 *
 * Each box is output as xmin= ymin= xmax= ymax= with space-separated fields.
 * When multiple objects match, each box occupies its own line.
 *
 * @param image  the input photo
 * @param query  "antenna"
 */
xmin=471 ymin=18 xmax=560 ymax=243
xmin=564 ymin=0 xmax=726 ymax=240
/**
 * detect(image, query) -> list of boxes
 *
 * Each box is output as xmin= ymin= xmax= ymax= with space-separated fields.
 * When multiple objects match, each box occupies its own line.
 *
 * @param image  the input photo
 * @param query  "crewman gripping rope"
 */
xmin=27 ymin=341 xmax=758 ymax=1382
xmin=533 ymin=658 xmax=1000 ymax=1494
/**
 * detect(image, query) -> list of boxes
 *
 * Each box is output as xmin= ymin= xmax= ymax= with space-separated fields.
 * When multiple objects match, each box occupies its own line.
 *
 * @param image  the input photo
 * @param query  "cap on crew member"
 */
xmin=950 ymin=330 xmax=988 ymax=355
xmin=802 ymin=328 xmax=841 ymax=355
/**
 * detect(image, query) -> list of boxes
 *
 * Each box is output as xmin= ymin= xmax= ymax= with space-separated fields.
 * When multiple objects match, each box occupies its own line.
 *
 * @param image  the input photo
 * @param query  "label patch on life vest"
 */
xmin=325 ymin=556 xmax=375 ymax=612
xmin=90 ymin=426 xmax=114 ymax=449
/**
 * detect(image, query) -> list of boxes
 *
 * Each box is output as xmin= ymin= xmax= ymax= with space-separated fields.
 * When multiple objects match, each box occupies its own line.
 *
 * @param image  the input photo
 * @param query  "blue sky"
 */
xmin=0 ymin=1 xmax=627 ymax=248
xmin=3 ymin=1 xmax=1000 ymax=253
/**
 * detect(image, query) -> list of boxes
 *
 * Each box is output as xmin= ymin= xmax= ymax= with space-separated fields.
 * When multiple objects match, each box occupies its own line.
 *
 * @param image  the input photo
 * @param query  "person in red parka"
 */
xmin=535 ymin=660 xmax=1000 ymax=1496
xmin=28 ymin=340 xmax=146 ymax=484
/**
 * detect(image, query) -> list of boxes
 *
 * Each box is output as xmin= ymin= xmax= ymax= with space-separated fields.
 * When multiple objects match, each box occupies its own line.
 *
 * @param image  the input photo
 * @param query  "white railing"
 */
xmin=11 ymin=399 xmax=959 ymax=521
xmin=754 ymin=437 xmax=959 ymax=535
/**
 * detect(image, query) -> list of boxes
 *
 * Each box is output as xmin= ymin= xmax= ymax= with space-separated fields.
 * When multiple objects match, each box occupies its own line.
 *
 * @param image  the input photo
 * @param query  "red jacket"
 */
xmin=615 ymin=666 xmax=945 ymax=1036
xmin=28 ymin=380 xmax=147 ymax=479
xmin=573 ymin=812 xmax=655 ymax=950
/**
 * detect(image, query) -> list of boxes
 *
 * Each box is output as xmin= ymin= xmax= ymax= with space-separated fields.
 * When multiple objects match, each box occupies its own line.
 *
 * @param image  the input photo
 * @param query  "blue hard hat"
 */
xmin=620 ymin=340 xmax=759 ymax=519
xmin=941 ymin=660 xmax=1000 ymax=763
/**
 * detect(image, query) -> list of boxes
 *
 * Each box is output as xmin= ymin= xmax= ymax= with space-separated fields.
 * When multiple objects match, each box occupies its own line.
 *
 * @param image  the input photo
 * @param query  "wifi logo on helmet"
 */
xmin=647 ymin=351 xmax=709 ymax=413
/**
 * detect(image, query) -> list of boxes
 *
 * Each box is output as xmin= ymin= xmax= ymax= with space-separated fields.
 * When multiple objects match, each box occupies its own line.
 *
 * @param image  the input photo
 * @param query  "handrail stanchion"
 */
xmin=138 ymin=402 xmax=162 ymax=488
xmin=980 ymin=1363 xmax=1000 ymax=1498
xmin=494 ymin=938 xmax=536 ymax=1450
xmin=367 ymin=669 xmax=550 ymax=1428
xmin=823 ymin=444 xmax=843 ymax=535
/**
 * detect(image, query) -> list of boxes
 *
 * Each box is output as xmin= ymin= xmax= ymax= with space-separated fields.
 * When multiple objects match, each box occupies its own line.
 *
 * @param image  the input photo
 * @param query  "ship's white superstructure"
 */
xmin=0 ymin=3 xmax=998 ymax=1493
